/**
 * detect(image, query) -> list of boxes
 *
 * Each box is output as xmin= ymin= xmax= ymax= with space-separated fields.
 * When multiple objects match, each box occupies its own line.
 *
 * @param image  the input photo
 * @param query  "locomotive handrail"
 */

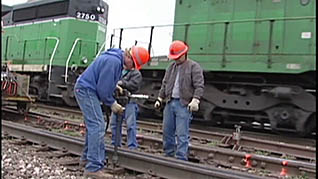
xmin=65 ymin=38 xmax=81 ymax=83
xmin=112 ymin=16 xmax=315 ymax=61
xmin=46 ymin=37 xmax=60 ymax=82
xmin=113 ymin=16 xmax=316 ymax=30
xmin=95 ymin=41 xmax=106 ymax=58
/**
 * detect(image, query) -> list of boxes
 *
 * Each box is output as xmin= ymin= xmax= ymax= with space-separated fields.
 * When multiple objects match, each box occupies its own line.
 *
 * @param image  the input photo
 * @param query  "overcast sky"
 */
xmin=2 ymin=0 xmax=176 ymax=56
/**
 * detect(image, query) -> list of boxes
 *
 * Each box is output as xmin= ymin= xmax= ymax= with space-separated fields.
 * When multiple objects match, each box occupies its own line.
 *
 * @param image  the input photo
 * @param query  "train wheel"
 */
xmin=299 ymin=113 xmax=316 ymax=137
xmin=62 ymin=90 xmax=78 ymax=106
xmin=202 ymin=101 xmax=217 ymax=125
xmin=266 ymin=104 xmax=314 ymax=137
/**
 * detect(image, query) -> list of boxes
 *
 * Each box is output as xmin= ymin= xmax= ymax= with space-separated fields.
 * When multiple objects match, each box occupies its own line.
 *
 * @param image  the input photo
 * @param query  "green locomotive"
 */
xmin=1 ymin=0 xmax=108 ymax=106
xmin=112 ymin=0 xmax=316 ymax=136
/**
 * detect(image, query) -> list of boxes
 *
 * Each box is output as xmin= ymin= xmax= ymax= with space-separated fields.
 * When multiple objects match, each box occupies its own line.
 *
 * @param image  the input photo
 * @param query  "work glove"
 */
xmin=116 ymin=84 xmax=124 ymax=95
xmin=111 ymin=101 xmax=125 ymax=114
xmin=117 ymin=80 xmax=123 ymax=86
xmin=188 ymin=98 xmax=200 ymax=112
xmin=154 ymin=97 xmax=162 ymax=109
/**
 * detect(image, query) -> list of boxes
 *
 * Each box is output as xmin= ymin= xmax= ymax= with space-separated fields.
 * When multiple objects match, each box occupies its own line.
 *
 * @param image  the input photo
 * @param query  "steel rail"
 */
xmin=137 ymin=121 xmax=316 ymax=160
xmin=32 ymin=103 xmax=83 ymax=116
xmin=2 ymin=120 xmax=266 ymax=179
xmin=138 ymin=135 xmax=316 ymax=178
xmin=4 ymin=106 xmax=316 ymax=161
xmin=2 ymin=108 xmax=316 ymax=178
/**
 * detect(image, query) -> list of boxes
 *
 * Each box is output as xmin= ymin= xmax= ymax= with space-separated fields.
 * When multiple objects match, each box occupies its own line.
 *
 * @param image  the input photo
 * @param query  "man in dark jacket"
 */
xmin=110 ymin=47 xmax=147 ymax=150
xmin=74 ymin=46 xmax=149 ymax=178
xmin=154 ymin=40 xmax=204 ymax=161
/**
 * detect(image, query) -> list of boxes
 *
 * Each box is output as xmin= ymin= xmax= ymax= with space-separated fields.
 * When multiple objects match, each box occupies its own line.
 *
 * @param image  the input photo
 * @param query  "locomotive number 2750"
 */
xmin=76 ymin=12 xmax=96 ymax=21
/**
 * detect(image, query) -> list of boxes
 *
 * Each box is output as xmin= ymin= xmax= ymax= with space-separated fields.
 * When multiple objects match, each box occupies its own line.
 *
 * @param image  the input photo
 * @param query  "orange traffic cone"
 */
xmin=245 ymin=154 xmax=252 ymax=168
xmin=79 ymin=123 xmax=85 ymax=135
xmin=64 ymin=121 xmax=70 ymax=130
xmin=280 ymin=161 xmax=288 ymax=176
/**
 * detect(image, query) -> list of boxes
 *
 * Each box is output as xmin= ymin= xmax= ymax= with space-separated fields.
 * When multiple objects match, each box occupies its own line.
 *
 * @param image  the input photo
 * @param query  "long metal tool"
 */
xmin=112 ymin=113 xmax=122 ymax=167
xmin=112 ymin=90 xmax=158 ymax=168
xmin=112 ymin=89 xmax=129 ymax=168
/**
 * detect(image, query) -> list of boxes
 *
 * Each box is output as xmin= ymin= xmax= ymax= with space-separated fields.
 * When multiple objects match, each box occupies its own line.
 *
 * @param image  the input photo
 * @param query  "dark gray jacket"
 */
xmin=158 ymin=59 xmax=204 ymax=106
xmin=119 ymin=69 xmax=142 ymax=93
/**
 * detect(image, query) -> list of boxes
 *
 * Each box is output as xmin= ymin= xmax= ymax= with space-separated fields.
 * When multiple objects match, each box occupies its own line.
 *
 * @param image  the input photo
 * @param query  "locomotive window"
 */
xmin=37 ymin=1 xmax=69 ymax=18
xmin=13 ymin=7 xmax=37 ymax=22
xmin=12 ymin=1 xmax=69 ymax=22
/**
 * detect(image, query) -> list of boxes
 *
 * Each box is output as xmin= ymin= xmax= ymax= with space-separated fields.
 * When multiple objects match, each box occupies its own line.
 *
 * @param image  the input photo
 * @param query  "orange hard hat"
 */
xmin=130 ymin=46 xmax=150 ymax=70
xmin=168 ymin=40 xmax=189 ymax=60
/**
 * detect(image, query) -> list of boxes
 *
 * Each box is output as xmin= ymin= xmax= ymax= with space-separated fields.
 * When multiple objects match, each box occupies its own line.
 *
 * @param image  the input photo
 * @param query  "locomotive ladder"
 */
xmin=46 ymin=37 xmax=60 ymax=97
xmin=64 ymin=38 xmax=106 ymax=83
xmin=64 ymin=38 xmax=81 ymax=83
xmin=47 ymin=37 xmax=60 ymax=82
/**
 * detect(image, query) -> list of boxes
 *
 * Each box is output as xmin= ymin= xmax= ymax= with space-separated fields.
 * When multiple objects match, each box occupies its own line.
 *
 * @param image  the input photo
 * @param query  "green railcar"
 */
xmin=173 ymin=0 xmax=316 ymax=136
xmin=172 ymin=0 xmax=315 ymax=74
xmin=1 ymin=0 xmax=108 ymax=106
xmin=113 ymin=0 xmax=316 ymax=136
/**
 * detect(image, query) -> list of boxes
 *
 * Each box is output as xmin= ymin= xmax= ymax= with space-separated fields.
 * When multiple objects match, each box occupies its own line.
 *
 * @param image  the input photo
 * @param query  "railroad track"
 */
xmin=8 ymin=106 xmax=317 ymax=160
xmin=2 ymin=107 xmax=316 ymax=178
xmin=6 ymin=106 xmax=316 ymax=160
xmin=2 ymin=120 xmax=268 ymax=179
xmin=137 ymin=121 xmax=316 ymax=161
xmin=33 ymin=103 xmax=316 ymax=147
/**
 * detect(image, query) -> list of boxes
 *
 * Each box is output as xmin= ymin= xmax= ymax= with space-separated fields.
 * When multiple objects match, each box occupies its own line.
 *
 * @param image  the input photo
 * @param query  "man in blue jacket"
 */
xmin=74 ymin=46 xmax=150 ymax=178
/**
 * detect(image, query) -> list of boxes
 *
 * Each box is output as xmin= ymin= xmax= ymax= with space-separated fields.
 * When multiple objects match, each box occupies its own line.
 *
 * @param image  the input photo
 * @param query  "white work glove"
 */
xmin=117 ymin=80 xmax=123 ymax=86
xmin=188 ymin=98 xmax=200 ymax=112
xmin=154 ymin=97 xmax=162 ymax=109
xmin=116 ymin=84 xmax=123 ymax=95
xmin=111 ymin=101 xmax=125 ymax=114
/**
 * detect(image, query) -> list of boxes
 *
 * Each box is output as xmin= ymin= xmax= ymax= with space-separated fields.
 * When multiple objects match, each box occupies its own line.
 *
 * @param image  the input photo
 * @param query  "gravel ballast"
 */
xmin=1 ymin=136 xmax=83 ymax=179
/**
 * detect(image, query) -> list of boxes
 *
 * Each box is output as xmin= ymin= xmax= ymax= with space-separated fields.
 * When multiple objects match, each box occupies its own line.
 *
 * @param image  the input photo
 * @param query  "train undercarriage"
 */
xmin=138 ymin=70 xmax=316 ymax=136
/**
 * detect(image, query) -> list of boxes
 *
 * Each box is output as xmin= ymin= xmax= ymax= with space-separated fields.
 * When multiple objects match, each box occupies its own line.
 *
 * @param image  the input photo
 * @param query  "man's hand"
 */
xmin=116 ymin=84 xmax=124 ymax=95
xmin=154 ymin=97 xmax=162 ymax=109
xmin=111 ymin=101 xmax=125 ymax=114
xmin=188 ymin=98 xmax=200 ymax=112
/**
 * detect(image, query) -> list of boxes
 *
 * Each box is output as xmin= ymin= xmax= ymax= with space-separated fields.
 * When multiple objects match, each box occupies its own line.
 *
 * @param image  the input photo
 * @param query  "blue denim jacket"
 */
xmin=76 ymin=48 xmax=124 ymax=106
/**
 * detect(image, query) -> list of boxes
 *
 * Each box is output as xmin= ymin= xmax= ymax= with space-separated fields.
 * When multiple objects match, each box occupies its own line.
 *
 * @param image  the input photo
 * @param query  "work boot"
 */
xmin=79 ymin=159 xmax=87 ymax=167
xmin=83 ymin=170 xmax=112 ymax=179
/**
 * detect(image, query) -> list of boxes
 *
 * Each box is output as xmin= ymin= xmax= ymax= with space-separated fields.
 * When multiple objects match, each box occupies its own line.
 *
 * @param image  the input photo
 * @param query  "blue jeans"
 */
xmin=74 ymin=83 xmax=106 ymax=172
xmin=163 ymin=99 xmax=192 ymax=161
xmin=110 ymin=102 xmax=139 ymax=149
